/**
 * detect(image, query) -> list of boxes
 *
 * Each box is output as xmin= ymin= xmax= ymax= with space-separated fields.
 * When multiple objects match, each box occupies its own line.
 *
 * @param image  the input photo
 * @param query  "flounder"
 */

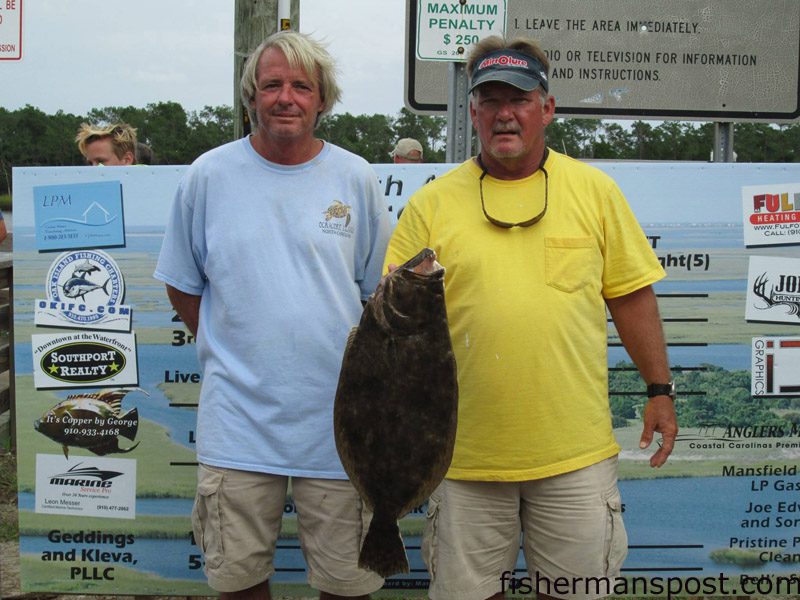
xmin=334 ymin=248 xmax=458 ymax=577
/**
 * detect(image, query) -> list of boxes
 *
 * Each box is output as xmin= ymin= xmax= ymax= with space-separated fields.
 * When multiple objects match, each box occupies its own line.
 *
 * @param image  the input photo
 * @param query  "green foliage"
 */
xmin=4 ymin=102 xmax=800 ymax=197
xmin=609 ymin=362 xmax=795 ymax=429
xmin=0 ymin=103 xmax=234 ymax=194
xmin=317 ymin=107 xmax=447 ymax=164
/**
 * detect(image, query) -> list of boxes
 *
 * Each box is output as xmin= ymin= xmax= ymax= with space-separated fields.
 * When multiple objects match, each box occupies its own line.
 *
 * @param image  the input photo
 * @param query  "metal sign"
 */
xmin=0 ymin=0 xmax=22 ymax=60
xmin=405 ymin=0 xmax=800 ymax=121
xmin=416 ymin=0 xmax=506 ymax=61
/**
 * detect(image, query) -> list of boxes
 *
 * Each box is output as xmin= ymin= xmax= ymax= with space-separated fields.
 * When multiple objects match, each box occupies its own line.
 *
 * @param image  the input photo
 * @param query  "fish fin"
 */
xmin=118 ymin=407 xmax=139 ymax=441
xmin=90 ymin=440 xmax=139 ymax=456
xmin=62 ymin=445 xmax=69 ymax=459
xmin=344 ymin=326 xmax=359 ymax=353
xmin=358 ymin=513 xmax=409 ymax=577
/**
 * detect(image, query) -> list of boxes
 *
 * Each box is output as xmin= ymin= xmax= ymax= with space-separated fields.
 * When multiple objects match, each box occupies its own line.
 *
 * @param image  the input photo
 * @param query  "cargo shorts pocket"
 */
xmin=192 ymin=465 xmax=225 ymax=570
xmin=545 ymin=237 xmax=598 ymax=293
xmin=602 ymin=487 xmax=628 ymax=575
xmin=421 ymin=492 xmax=442 ymax=578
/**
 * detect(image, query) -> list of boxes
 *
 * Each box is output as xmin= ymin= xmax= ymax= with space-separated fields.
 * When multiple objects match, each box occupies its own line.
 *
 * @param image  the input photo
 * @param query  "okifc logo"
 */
xmin=46 ymin=250 xmax=125 ymax=324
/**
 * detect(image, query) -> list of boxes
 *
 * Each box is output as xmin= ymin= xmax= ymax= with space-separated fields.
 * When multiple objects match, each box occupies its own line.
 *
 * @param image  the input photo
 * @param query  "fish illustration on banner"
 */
xmin=34 ymin=388 xmax=146 ymax=458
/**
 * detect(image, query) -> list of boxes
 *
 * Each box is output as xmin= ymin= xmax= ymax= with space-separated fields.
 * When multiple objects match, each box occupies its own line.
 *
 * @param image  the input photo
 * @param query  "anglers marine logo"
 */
xmin=320 ymin=200 xmax=354 ymax=238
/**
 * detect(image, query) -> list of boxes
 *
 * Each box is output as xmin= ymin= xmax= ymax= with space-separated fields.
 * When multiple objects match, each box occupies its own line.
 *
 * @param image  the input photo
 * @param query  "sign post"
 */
xmin=416 ymin=0 xmax=506 ymax=161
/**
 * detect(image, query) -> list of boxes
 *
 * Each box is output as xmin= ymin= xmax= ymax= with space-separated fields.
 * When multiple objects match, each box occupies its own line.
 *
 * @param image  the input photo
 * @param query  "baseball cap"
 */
xmin=391 ymin=138 xmax=424 ymax=159
xmin=469 ymin=49 xmax=549 ymax=94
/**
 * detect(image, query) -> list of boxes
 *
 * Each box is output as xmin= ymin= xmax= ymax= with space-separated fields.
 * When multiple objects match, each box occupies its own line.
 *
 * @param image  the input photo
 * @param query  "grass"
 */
xmin=0 ymin=193 xmax=9 ymax=212
xmin=0 ymin=450 xmax=18 ymax=542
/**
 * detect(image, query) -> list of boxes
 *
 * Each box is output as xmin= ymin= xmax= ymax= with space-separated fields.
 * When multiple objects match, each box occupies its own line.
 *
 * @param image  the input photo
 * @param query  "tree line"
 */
xmin=3 ymin=101 xmax=800 ymax=195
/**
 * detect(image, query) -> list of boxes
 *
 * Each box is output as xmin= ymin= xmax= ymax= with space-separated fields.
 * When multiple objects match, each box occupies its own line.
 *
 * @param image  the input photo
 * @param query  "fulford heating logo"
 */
xmin=751 ymin=191 xmax=800 ymax=225
xmin=742 ymin=182 xmax=800 ymax=247
xmin=36 ymin=249 xmax=131 ymax=331
xmin=320 ymin=200 xmax=354 ymax=238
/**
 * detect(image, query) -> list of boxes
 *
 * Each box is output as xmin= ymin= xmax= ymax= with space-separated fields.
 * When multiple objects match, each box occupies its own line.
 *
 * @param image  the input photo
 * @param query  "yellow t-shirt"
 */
xmin=384 ymin=150 xmax=665 ymax=481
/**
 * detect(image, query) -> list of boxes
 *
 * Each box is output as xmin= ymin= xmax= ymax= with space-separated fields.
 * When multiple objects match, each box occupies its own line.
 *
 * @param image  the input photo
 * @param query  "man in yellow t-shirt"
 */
xmin=384 ymin=36 xmax=678 ymax=600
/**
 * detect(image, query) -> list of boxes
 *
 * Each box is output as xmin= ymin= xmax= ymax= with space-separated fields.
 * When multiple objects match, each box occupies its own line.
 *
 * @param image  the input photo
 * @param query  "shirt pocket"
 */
xmin=545 ymin=236 xmax=598 ymax=293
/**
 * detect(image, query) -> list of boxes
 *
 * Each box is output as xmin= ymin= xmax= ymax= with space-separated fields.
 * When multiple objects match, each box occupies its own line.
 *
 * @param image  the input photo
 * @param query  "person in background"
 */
xmin=384 ymin=35 xmax=678 ymax=600
xmin=390 ymin=137 xmax=423 ymax=163
xmin=154 ymin=31 xmax=391 ymax=600
xmin=136 ymin=142 xmax=157 ymax=165
xmin=75 ymin=122 xmax=137 ymax=166
xmin=0 ymin=211 xmax=7 ymax=245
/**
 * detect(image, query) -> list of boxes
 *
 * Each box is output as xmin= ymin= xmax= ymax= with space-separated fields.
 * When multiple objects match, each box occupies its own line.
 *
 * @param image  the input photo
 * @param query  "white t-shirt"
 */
xmin=155 ymin=138 xmax=391 ymax=478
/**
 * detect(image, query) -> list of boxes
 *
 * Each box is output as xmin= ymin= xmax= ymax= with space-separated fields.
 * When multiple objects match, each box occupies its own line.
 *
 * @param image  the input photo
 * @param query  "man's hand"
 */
xmin=639 ymin=396 xmax=678 ymax=468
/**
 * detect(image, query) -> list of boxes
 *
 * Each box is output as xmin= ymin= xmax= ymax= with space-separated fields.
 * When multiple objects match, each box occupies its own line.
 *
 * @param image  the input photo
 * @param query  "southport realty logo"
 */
xmin=31 ymin=331 xmax=139 ymax=389
xmin=35 ymin=249 xmax=132 ymax=332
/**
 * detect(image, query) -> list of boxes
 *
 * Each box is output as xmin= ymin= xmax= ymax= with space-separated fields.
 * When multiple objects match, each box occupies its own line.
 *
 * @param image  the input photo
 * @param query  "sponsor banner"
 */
xmin=34 ymin=248 xmax=130 ymax=331
xmin=32 ymin=331 xmax=138 ymax=389
xmin=751 ymin=336 xmax=800 ymax=396
xmin=742 ymin=182 xmax=800 ymax=247
xmin=12 ymin=162 xmax=800 ymax=595
xmin=34 ymin=299 xmax=132 ymax=332
xmin=33 ymin=181 xmax=125 ymax=251
xmin=745 ymin=255 xmax=800 ymax=324
xmin=34 ymin=454 xmax=136 ymax=519
xmin=33 ymin=388 xmax=143 ymax=459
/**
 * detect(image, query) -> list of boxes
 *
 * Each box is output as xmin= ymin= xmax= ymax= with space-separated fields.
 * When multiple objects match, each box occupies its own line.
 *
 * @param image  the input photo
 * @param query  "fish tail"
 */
xmin=119 ymin=407 xmax=139 ymax=441
xmin=358 ymin=513 xmax=409 ymax=577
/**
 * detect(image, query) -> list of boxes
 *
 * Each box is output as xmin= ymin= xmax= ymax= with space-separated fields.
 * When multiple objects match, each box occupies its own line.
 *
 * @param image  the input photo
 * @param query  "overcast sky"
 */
xmin=0 ymin=0 xmax=408 ymax=118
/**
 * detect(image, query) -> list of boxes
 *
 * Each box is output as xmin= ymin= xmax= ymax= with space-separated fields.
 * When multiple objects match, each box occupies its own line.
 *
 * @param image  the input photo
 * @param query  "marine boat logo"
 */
xmin=47 ymin=463 xmax=125 ymax=486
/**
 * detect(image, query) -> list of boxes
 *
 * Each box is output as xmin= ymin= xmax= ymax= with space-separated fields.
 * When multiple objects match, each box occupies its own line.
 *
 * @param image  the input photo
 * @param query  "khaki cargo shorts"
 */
xmin=422 ymin=456 xmax=627 ymax=600
xmin=191 ymin=463 xmax=384 ymax=595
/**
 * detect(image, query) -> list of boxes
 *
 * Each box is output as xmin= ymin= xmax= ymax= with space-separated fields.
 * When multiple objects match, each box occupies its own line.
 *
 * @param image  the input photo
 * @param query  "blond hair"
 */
xmin=240 ymin=31 xmax=341 ymax=127
xmin=75 ymin=123 xmax=138 ymax=160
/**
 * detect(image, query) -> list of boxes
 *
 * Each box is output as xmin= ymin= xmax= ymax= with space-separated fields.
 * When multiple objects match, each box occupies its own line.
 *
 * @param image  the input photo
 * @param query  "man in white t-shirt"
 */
xmin=155 ymin=31 xmax=391 ymax=600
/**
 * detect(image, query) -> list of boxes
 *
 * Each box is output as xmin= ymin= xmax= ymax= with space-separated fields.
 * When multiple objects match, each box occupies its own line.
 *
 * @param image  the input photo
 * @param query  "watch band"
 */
xmin=647 ymin=381 xmax=675 ymax=400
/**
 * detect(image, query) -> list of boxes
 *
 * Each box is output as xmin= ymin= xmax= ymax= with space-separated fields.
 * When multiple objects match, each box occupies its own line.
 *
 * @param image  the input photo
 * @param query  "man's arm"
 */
xmin=605 ymin=285 xmax=678 ymax=468
xmin=166 ymin=285 xmax=201 ymax=338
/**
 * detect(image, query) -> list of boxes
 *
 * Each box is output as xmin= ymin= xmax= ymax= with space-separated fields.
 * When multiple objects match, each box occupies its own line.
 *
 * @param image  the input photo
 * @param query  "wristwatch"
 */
xmin=647 ymin=381 xmax=676 ymax=400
